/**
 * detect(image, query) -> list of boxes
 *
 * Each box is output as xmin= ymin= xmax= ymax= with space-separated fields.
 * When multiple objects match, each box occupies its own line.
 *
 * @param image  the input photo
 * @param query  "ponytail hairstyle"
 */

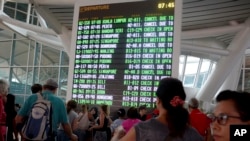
xmin=156 ymin=77 xmax=189 ymax=138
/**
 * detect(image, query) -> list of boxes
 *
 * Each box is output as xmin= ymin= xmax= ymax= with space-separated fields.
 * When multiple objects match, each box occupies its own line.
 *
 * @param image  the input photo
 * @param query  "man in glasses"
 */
xmin=209 ymin=90 xmax=250 ymax=141
xmin=188 ymin=98 xmax=211 ymax=139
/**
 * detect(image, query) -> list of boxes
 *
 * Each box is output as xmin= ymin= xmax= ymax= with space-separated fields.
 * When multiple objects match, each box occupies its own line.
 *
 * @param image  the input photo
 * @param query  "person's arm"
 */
xmin=15 ymin=95 xmax=34 ymax=131
xmin=114 ymin=127 xmax=136 ymax=141
xmin=15 ymin=115 xmax=24 ymax=124
xmin=62 ymin=123 xmax=78 ymax=141
xmin=71 ymin=114 xmax=79 ymax=131
xmin=108 ymin=116 xmax=113 ymax=125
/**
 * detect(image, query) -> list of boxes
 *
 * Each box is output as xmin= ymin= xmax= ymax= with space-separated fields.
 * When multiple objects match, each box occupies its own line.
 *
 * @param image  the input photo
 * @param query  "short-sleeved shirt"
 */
xmin=189 ymin=109 xmax=211 ymax=136
xmin=122 ymin=119 xmax=140 ymax=133
xmin=18 ymin=90 xmax=68 ymax=132
xmin=134 ymin=118 xmax=203 ymax=141
xmin=58 ymin=109 xmax=78 ymax=130
xmin=110 ymin=119 xmax=124 ymax=133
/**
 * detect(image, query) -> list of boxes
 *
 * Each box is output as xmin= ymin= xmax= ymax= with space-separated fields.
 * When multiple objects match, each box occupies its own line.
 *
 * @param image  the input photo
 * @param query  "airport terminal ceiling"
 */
xmin=0 ymin=0 xmax=250 ymax=105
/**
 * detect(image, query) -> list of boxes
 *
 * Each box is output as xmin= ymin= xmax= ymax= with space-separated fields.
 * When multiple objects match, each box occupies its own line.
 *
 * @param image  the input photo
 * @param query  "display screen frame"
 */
xmin=67 ymin=0 xmax=182 ymax=107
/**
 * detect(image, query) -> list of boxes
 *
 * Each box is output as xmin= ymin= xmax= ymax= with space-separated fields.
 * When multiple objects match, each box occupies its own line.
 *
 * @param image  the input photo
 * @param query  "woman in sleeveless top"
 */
xmin=89 ymin=104 xmax=109 ymax=141
xmin=112 ymin=78 xmax=203 ymax=141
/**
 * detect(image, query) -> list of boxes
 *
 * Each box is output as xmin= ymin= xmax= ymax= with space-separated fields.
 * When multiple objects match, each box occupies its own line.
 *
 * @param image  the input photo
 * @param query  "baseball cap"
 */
xmin=44 ymin=79 xmax=58 ymax=88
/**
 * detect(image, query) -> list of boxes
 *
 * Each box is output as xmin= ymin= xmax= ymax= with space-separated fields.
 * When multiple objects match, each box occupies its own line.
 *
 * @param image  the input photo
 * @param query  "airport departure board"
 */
xmin=69 ymin=0 xmax=180 ymax=108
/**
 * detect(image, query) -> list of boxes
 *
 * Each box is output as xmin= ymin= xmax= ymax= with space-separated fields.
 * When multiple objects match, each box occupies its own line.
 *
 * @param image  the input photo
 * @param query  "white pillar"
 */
xmin=196 ymin=27 xmax=250 ymax=102
xmin=215 ymin=57 xmax=243 ymax=98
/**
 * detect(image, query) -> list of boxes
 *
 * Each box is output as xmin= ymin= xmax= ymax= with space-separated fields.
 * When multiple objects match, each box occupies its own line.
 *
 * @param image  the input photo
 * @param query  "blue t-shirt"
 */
xmin=18 ymin=90 xmax=69 ymax=132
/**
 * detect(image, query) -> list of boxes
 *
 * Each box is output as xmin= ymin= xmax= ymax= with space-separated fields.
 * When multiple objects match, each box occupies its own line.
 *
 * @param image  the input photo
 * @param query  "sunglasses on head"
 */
xmin=207 ymin=113 xmax=241 ymax=125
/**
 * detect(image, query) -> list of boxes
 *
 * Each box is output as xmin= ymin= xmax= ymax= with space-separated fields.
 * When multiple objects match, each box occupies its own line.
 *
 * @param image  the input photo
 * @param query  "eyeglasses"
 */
xmin=207 ymin=113 xmax=241 ymax=125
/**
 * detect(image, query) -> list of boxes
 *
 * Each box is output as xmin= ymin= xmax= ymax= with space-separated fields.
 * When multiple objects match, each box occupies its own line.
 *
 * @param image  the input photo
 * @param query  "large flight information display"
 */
xmin=70 ymin=0 xmax=178 ymax=108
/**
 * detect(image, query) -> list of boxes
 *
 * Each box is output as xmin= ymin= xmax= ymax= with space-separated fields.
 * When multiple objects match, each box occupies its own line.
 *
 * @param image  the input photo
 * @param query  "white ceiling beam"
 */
xmin=31 ymin=1 xmax=63 ymax=34
xmin=0 ymin=13 xmax=57 ymax=35
xmin=182 ymin=38 xmax=227 ymax=49
xmin=6 ymin=0 xmax=75 ymax=5
xmin=181 ymin=43 xmax=229 ymax=56
xmin=182 ymin=24 xmax=245 ymax=39
xmin=27 ymin=32 xmax=64 ymax=51
xmin=196 ymin=17 xmax=250 ymax=102
xmin=31 ymin=1 xmax=72 ymax=54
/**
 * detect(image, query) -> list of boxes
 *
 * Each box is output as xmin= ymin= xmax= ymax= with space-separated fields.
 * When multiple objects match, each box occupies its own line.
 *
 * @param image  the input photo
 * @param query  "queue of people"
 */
xmin=0 ymin=77 xmax=249 ymax=141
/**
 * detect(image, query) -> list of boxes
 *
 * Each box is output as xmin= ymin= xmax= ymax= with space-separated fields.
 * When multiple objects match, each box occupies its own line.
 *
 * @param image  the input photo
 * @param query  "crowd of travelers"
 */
xmin=0 ymin=77 xmax=249 ymax=141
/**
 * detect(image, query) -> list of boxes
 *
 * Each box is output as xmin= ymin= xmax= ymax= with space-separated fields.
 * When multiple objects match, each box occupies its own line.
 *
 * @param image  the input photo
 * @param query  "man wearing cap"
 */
xmin=15 ymin=78 xmax=78 ymax=141
xmin=188 ymin=98 xmax=210 ymax=139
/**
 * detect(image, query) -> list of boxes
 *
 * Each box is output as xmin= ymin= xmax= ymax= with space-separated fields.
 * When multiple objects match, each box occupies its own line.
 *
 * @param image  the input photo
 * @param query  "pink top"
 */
xmin=122 ymin=118 xmax=140 ymax=133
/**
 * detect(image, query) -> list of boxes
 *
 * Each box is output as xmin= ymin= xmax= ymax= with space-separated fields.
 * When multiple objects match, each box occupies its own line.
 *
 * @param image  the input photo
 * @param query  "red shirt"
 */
xmin=189 ymin=109 xmax=210 ymax=136
xmin=0 ymin=97 xmax=6 ymax=141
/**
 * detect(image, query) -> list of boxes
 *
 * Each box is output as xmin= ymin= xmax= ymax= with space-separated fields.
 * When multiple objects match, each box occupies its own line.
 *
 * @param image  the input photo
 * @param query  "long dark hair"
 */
xmin=156 ymin=77 xmax=189 ymax=138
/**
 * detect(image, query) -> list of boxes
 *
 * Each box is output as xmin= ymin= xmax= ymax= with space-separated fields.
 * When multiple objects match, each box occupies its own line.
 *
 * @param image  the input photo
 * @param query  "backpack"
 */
xmin=22 ymin=93 xmax=52 ymax=140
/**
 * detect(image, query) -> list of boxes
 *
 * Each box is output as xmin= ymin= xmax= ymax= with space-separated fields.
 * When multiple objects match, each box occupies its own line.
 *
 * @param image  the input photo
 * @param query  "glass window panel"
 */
xmin=0 ymin=68 xmax=10 ymax=80
xmin=0 ymin=59 xmax=9 ymax=67
xmin=34 ymin=43 xmax=41 ymax=66
xmin=9 ymin=67 xmax=27 ymax=94
xmin=33 ymin=67 xmax=39 ymax=83
xmin=30 ymin=7 xmax=34 ymax=15
xmin=5 ymin=2 xmax=16 ymax=8
xmin=28 ymin=41 xmax=35 ymax=66
xmin=179 ymin=55 xmax=185 ymax=63
xmin=244 ymin=70 xmax=250 ymax=93
xmin=183 ymin=75 xmax=195 ymax=87
xmin=58 ymin=67 xmax=68 ymax=97
xmin=200 ymin=59 xmax=211 ymax=73
xmin=196 ymin=73 xmax=205 ymax=88
xmin=17 ymin=3 xmax=28 ymax=13
xmin=185 ymin=56 xmax=200 ymax=75
xmin=15 ymin=32 xmax=26 ymax=39
xmin=30 ymin=7 xmax=37 ymax=16
xmin=0 ymin=41 xmax=12 ymax=66
xmin=33 ymin=17 xmax=38 ymax=25
xmin=10 ymin=67 xmax=27 ymax=84
xmin=29 ymin=16 xmax=32 ymax=24
xmin=3 ymin=7 xmax=15 ymax=18
xmin=14 ymin=94 xmax=25 ymax=106
xmin=245 ymin=56 xmax=250 ymax=68
xmin=41 ymin=45 xmax=60 ymax=66
xmin=26 ymin=67 xmax=34 ymax=95
xmin=61 ymin=52 xmax=69 ymax=66
xmin=0 ymin=29 xmax=13 ymax=41
xmin=16 ymin=11 xmax=27 ymax=22
xmin=179 ymin=55 xmax=185 ymax=77
xmin=13 ymin=40 xmax=29 ymax=66
xmin=210 ymin=62 xmax=216 ymax=74
xmin=237 ymin=69 xmax=243 ymax=91
xmin=39 ymin=67 xmax=59 ymax=84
